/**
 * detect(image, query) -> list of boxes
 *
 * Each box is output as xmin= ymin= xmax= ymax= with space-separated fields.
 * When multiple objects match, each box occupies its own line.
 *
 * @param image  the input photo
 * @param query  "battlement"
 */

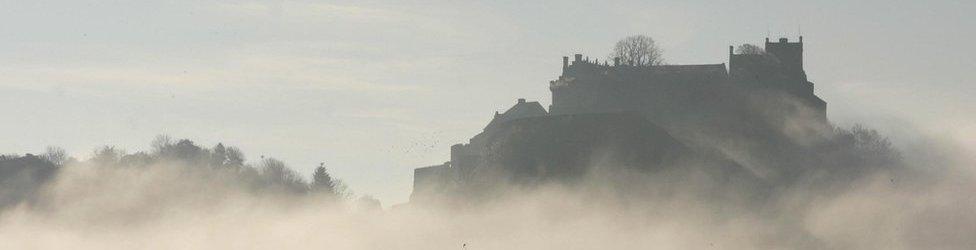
xmin=763 ymin=37 xmax=804 ymax=77
xmin=562 ymin=53 xmax=647 ymax=69
xmin=559 ymin=52 xmax=728 ymax=80
xmin=767 ymin=36 xmax=803 ymax=44
xmin=562 ymin=53 xmax=612 ymax=73
xmin=553 ymin=37 xmax=822 ymax=120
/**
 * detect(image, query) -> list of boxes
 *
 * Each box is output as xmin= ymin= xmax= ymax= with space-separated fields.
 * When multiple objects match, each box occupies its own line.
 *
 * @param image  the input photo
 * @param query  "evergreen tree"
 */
xmin=312 ymin=163 xmax=343 ymax=200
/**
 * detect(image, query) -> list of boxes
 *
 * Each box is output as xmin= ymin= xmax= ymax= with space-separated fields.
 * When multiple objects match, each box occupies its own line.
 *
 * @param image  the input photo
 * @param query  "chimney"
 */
xmin=613 ymin=57 xmax=620 ymax=66
xmin=799 ymin=36 xmax=803 ymax=43
xmin=729 ymin=45 xmax=734 ymax=56
xmin=562 ymin=56 xmax=569 ymax=69
xmin=779 ymin=38 xmax=788 ymax=43
xmin=517 ymin=98 xmax=526 ymax=104
xmin=574 ymin=54 xmax=582 ymax=62
xmin=765 ymin=37 xmax=770 ymax=43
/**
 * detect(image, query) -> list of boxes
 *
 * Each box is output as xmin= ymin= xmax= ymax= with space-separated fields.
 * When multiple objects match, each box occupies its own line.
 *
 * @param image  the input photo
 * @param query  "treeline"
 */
xmin=0 ymin=135 xmax=376 ymax=209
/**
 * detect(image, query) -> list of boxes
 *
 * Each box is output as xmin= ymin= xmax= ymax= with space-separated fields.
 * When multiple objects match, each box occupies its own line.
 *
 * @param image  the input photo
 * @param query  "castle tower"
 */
xmin=764 ymin=36 xmax=805 ymax=80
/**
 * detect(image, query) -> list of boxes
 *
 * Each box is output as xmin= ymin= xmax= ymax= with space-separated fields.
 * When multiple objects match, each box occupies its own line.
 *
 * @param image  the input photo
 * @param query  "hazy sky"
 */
xmin=2 ymin=0 xmax=973 ymax=204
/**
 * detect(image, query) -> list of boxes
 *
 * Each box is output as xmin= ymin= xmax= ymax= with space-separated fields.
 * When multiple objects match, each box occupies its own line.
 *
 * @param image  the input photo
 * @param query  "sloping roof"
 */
xmin=599 ymin=63 xmax=729 ymax=87
xmin=594 ymin=64 xmax=728 ymax=82
xmin=484 ymin=99 xmax=548 ymax=131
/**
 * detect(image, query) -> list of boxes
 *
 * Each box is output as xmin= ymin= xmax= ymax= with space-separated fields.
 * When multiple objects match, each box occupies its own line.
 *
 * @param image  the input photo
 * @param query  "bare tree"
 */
xmin=151 ymin=134 xmax=173 ymax=154
xmin=736 ymin=44 xmax=764 ymax=55
xmin=43 ymin=146 xmax=67 ymax=167
xmin=91 ymin=146 xmax=123 ymax=166
xmin=225 ymin=146 xmax=246 ymax=168
xmin=835 ymin=124 xmax=902 ymax=165
xmin=735 ymin=43 xmax=781 ymax=66
xmin=609 ymin=35 xmax=665 ymax=66
xmin=258 ymin=157 xmax=307 ymax=193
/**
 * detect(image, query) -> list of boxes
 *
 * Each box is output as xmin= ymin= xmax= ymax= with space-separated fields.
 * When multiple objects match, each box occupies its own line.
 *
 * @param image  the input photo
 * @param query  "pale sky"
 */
xmin=2 ymin=0 xmax=973 ymax=205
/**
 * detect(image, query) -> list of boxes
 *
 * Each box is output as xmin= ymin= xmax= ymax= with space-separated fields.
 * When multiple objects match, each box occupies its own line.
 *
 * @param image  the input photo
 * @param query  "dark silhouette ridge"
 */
xmin=0 ymin=154 xmax=57 ymax=208
xmin=0 ymin=137 xmax=352 ymax=210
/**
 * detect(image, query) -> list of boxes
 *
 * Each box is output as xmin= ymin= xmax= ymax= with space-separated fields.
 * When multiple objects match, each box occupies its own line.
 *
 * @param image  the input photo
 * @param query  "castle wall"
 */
xmin=410 ymin=162 xmax=454 ymax=202
xmin=730 ymin=37 xmax=826 ymax=121
xmin=551 ymin=58 xmax=733 ymax=127
xmin=765 ymin=37 xmax=805 ymax=79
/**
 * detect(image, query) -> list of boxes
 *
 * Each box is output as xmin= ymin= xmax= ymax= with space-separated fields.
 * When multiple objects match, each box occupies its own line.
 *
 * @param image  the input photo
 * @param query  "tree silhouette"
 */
xmin=736 ymin=44 xmax=764 ymax=55
xmin=42 ymin=146 xmax=67 ymax=167
xmin=211 ymin=143 xmax=228 ymax=167
xmin=1 ymin=136 xmax=360 ymax=207
xmin=258 ymin=157 xmax=307 ymax=193
xmin=151 ymin=134 xmax=173 ymax=154
xmin=609 ymin=35 xmax=664 ymax=66
xmin=119 ymin=151 xmax=154 ymax=167
xmin=311 ymin=163 xmax=348 ymax=201
xmin=91 ymin=146 xmax=122 ymax=166
xmin=225 ymin=146 xmax=246 ymax=168
xmin=312 ymin=164 xmax=334 ymax=190
xmin=0 ymin=154 xmax=57 ymax=207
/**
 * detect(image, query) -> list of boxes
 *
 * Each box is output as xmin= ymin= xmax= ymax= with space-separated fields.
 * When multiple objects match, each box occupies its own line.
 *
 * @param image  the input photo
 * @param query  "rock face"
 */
xmin=411 ymin=112 xmax=751 ymax=203
xmin=479 ymin=113 xmax=690 ymax=184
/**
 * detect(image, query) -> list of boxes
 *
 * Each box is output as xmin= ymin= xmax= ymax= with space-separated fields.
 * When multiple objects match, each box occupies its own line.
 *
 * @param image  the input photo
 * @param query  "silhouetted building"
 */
xmin=411 ymin=37 xmax=829 ymax=203
xmin=410 ymin=162 xmax=453 ymax=202
xmin=729 ymin=37 xmax=825 ymax=117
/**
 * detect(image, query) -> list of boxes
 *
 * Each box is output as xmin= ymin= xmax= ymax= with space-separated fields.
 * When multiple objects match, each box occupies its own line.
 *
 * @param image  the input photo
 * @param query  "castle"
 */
xmin=412 ymin=37 xmax=828 ymax=202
